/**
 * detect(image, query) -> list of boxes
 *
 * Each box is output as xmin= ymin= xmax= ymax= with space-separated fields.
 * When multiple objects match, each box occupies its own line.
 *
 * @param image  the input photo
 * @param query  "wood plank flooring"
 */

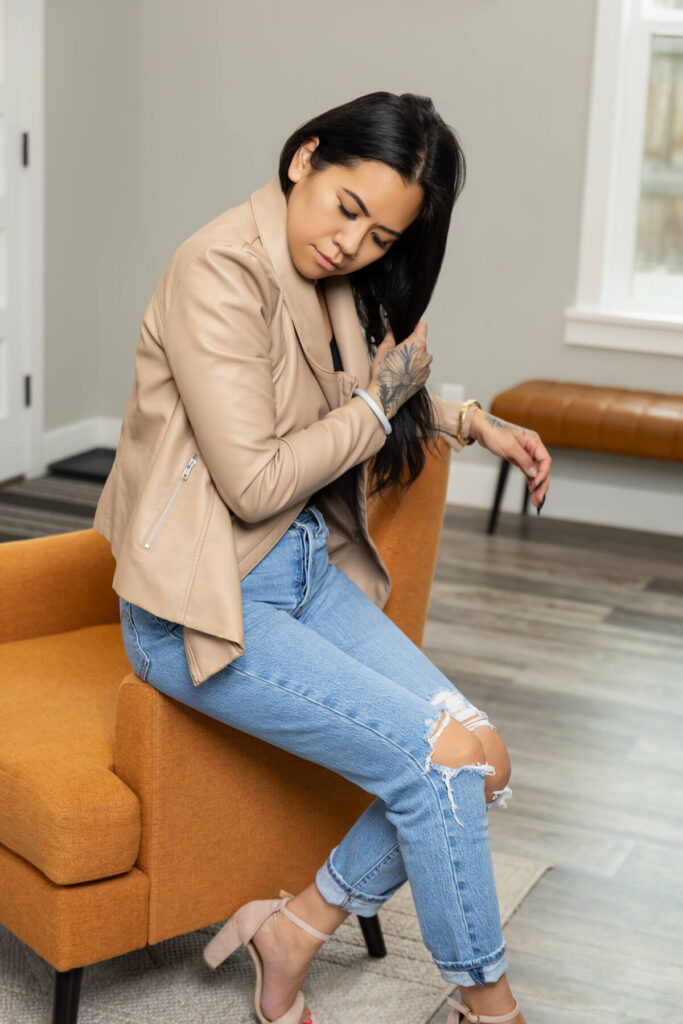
xmin=425 ymin=507 xmax=683 ymax=1024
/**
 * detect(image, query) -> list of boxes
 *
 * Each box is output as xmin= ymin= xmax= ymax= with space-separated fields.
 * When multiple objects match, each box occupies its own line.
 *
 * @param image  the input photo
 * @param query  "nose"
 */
xmin=334 ymin=224 xmax=364 ymax=260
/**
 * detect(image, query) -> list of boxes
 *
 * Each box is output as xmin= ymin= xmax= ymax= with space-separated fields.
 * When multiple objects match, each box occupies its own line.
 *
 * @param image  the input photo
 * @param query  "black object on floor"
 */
xmin=487 ymin=457 xmax=534 ymax=535
xmin=358 ymin=914 xmax=387 ymax=958
xmin=53 ymin=966 xmax=83 ymax=1024
xmin=48 ymin=448 xmax=116 ymax=483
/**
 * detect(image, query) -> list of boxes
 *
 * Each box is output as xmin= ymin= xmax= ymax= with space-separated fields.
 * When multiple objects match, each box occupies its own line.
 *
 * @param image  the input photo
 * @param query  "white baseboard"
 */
xmin=36 ymin=417 xmax=122 ymax=474
xmin=35 ymin=418 xmax=682 ymax=536
xmin=447 ymin=459 xmax=683 ymax=537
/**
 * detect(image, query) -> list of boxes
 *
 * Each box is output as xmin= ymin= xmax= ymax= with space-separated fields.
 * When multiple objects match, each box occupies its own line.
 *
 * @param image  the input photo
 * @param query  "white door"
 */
xmin=0 ymin=0 xmax=40 ymax=484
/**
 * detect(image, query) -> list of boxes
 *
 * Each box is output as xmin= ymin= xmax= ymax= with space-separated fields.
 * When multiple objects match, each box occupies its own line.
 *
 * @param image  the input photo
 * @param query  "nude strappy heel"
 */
xmin=446 ymin=994 xmax=521 ymax=1023
xmin=202 ymin=889 xmax=333 ymax=1024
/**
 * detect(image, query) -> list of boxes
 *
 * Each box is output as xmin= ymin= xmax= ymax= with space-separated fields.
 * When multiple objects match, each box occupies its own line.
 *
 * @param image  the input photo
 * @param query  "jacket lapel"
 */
xmin=250 ymin=176 xmax=371 ymax=406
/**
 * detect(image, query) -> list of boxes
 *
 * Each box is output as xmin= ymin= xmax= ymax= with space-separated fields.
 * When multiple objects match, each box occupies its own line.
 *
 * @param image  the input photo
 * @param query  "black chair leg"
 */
xmin=521 ymin=480 xmax=531 ymax=517
xmin=52 ymin=966 xmax=83 ymax=1024
xmin=486 ymin=459 xmax=510 ymax=535
xmin=358 ymin=913 xmax=386 ymax=957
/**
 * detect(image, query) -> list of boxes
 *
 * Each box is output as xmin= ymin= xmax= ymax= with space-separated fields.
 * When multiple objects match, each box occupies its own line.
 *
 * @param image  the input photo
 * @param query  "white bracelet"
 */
xmin=353 ymin=386 xmax=392 ymax=435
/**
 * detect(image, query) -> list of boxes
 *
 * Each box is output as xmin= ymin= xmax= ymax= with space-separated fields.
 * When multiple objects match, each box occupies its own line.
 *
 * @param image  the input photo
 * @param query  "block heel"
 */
xmin=202 ymin=891 xmax=334 ymax=1024
xmin=202 ymin=910 xmax=247 ymax=969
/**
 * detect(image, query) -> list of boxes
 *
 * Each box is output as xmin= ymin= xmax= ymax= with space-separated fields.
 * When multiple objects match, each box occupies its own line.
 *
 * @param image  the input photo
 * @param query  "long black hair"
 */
xmin=278 ymin=91 xmax=466 ymax=498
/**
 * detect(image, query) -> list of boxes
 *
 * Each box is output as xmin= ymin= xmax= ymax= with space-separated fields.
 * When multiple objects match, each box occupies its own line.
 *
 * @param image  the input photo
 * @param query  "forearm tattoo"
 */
xmin=374 ymin=342 xmax=430 ymax=419
xmin=483 ymin=411 xmax=527 ymax=435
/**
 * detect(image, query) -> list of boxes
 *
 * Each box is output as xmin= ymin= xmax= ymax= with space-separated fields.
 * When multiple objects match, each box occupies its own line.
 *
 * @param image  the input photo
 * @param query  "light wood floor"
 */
xmin=424 ymin=506 xmax=683 ymax=1024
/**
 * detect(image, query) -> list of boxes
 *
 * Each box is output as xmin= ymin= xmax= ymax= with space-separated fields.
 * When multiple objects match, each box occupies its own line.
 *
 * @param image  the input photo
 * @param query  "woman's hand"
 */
xmin=367 ymin=320 xmax=433 ymax=419
xmin=470 ymin=408 xmax=551 ymax=509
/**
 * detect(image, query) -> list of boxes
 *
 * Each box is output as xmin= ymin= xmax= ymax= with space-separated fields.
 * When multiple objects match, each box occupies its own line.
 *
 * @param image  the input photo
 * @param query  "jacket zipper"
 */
xmin=144 ymin=454 xmax=198 ymax=549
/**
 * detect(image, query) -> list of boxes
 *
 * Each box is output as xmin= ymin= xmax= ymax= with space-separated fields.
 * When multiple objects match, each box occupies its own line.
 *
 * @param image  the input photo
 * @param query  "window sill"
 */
xmin=564 ymin=306 xmax=683 ymax=357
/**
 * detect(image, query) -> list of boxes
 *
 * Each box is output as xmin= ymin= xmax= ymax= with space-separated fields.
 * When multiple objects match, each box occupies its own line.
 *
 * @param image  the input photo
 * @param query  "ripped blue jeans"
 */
xmin=119 ymin=503 xmax=512 ymax=986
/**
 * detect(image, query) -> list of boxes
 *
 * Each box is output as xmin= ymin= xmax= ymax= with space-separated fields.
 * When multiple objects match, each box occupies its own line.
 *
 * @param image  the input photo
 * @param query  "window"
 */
xmin=634 ymin=31 xmax=683 ymax=301
xmin=565 ymin=0 xmax=683 ymax=356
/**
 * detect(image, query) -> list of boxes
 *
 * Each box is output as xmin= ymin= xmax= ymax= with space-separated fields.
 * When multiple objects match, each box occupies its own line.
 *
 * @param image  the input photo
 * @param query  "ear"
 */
xmin=288 ymin=136 xmax=320 ymax=183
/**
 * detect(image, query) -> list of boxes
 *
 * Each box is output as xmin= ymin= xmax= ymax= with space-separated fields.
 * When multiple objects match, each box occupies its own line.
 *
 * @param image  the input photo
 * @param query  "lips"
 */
xmin=313 ymin=246 xmax=338 ymax=271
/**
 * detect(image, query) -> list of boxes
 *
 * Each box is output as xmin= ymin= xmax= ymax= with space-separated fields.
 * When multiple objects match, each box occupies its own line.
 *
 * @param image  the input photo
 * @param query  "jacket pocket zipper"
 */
xmin=144 ymin=454 xmax=198 ymax=549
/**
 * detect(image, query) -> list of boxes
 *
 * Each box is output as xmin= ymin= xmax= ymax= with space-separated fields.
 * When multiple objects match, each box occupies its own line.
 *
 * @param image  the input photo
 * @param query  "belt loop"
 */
xmin=310 ymin=504 xmax=326 ymax=538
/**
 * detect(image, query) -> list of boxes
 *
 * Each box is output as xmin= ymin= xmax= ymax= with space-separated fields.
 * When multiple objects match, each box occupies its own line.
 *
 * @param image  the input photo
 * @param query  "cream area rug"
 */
xmin=1 ymin=850 xmax=551 ymax=1024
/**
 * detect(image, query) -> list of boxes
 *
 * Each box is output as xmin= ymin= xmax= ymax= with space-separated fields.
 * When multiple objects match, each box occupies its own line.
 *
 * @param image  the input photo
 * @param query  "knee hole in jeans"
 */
xmin=424 ymin=710 xmax=511 ymax=810
xmin=429 ymin=712 xmax=486 ymax=770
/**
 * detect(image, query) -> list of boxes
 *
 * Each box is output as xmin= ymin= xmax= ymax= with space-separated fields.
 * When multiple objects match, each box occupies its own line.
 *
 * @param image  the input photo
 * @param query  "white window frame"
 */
xmin=564 ymin=0 xmax=683 ymax=357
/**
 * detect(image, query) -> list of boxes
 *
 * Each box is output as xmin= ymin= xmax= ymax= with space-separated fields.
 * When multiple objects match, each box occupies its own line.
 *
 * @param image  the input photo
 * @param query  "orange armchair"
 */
xmin=0 ymin=439 xmax=450 ymax=1024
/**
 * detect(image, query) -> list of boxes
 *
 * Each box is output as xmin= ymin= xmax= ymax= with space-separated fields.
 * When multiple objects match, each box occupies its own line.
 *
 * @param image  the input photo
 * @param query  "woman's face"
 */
xmin=286 ymin=138 xmax=424 ymax=281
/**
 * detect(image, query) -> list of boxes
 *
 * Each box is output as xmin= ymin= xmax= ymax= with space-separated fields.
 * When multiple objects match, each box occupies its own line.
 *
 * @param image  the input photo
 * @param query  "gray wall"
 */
xmin=45 ymin=1 xmax=140 ymax=427
xmin=45 ymin=0 xmax=682 ymax=501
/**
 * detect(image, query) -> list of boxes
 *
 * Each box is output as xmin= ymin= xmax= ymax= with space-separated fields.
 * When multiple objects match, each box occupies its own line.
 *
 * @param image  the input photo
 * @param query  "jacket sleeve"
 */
xmin=162 ymin=243 xmax=388 ymax=523
xmin=427 ymin=393 xmax=481 ymax=453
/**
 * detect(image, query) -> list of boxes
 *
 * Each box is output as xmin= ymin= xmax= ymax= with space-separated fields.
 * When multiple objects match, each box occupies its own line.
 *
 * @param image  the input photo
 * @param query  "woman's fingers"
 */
xmin=518 ymin=431 xmax=551 ymax=483
xmin=413 ymin=319 xmax=428 ymax=344
xmin=513 ymin=432 xmax=552 ymax=504
xmin=476 ymin=410 xmax=552 ymax=508
xmin=393 ymin=319 xmax=428 ymax=349
xmin=380 ymin=325 xmax=396 ymax=348
xmin=382 ymin=319 xmax=428 ymax=351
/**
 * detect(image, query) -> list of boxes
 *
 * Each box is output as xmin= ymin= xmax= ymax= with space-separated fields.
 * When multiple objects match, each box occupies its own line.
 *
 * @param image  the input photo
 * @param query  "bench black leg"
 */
xmin=52 ymin=966 xmax=83 ymax=1024
xmin=486 ymin=459 xmax=510 ymax=535
xmin=358 ymin=913 xmax=387 ymax=957
xmin=521 ymin=480 xmax=530 ymax=517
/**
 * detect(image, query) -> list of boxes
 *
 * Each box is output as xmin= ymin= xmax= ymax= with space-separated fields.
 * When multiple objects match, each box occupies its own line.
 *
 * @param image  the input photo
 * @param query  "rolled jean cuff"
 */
xmin=435 ymin=945 xmax=508 ymax=987
xmin=314 ymin=857 xmax=395 ymax=918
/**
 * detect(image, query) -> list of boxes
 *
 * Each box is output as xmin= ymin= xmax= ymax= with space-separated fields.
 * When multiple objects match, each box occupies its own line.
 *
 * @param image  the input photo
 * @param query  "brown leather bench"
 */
xmin=486 ymin=379 xmax=683 ymax=534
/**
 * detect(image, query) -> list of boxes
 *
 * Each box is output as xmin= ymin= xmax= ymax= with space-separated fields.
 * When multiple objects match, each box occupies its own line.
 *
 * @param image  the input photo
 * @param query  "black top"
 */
xmin=309 ymin=335 xmax=344 ymax=512
xmin=330 ymin=333 xmax=343 ymax=372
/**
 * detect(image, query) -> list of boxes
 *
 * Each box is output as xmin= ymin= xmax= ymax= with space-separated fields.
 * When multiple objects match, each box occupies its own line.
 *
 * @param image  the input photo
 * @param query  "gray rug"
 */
xmin=1 ymin=850 xmax=551 ymax=1023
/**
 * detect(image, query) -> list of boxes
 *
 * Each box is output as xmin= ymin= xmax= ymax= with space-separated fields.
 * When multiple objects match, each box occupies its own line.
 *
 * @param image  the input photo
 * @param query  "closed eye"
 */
xmin=338 ymin=202 xmax=390 ymax=251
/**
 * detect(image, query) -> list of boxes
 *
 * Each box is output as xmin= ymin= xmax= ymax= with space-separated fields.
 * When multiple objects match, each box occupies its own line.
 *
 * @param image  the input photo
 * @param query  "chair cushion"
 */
xmin=0 ymin=623 xmax=141 ymax=885
xmin=490 ymin=380 xmax=683 ymax=460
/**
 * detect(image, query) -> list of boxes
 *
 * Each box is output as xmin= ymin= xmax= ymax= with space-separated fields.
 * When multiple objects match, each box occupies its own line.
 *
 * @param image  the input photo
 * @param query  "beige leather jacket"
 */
xmin=94 ymin=175 xmax=469 ymax=686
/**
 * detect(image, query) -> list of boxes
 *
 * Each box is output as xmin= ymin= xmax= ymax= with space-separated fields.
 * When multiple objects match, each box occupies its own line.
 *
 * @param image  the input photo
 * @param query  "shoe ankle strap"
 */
xmin=277 ymin=897 xmax=334 ymax=942
xmin=447 ymin=995 xmax=520 ymax=1023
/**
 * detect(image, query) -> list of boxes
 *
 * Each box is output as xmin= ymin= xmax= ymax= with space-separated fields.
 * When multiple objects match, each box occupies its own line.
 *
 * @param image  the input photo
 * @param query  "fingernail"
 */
xmin=528 ymin=466 xmax=538 ymax=478
xmin=536 ymin=495 xmax=546 ymax=516
xmin=533 ymin=480 xmax=543 ymax=492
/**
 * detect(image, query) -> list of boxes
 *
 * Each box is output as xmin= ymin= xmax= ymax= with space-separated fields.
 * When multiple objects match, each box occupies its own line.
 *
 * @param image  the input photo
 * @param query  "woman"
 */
xmin=95 ymin=92 xmax=551 ymax=1024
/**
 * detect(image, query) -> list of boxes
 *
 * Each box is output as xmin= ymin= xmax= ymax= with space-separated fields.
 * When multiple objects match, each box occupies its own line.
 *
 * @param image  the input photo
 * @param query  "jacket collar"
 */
xmin=250 ymin=176 xmax=372 ymax=404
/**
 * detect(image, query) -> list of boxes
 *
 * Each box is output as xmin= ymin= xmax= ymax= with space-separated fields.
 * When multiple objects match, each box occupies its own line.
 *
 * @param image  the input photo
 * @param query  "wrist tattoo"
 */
xmin=484 ymin=411 xmax=526 ymax=434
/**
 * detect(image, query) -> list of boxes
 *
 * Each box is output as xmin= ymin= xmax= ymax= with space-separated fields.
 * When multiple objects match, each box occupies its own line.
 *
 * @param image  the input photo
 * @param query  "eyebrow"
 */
xmin=342 ymin=188 xmax=403 ymax=238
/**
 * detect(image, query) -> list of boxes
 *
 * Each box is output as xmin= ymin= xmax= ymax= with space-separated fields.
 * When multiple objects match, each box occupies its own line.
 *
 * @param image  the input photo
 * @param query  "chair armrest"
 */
xmin=0 ymin=528 xmax=119 ymax=643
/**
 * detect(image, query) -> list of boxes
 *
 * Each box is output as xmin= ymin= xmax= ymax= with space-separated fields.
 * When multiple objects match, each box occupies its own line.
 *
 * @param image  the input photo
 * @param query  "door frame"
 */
xmin=5 ymin=0 xmax=44 ymax=483
xmin=23 ymin=0 xmax=45 ymax=478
